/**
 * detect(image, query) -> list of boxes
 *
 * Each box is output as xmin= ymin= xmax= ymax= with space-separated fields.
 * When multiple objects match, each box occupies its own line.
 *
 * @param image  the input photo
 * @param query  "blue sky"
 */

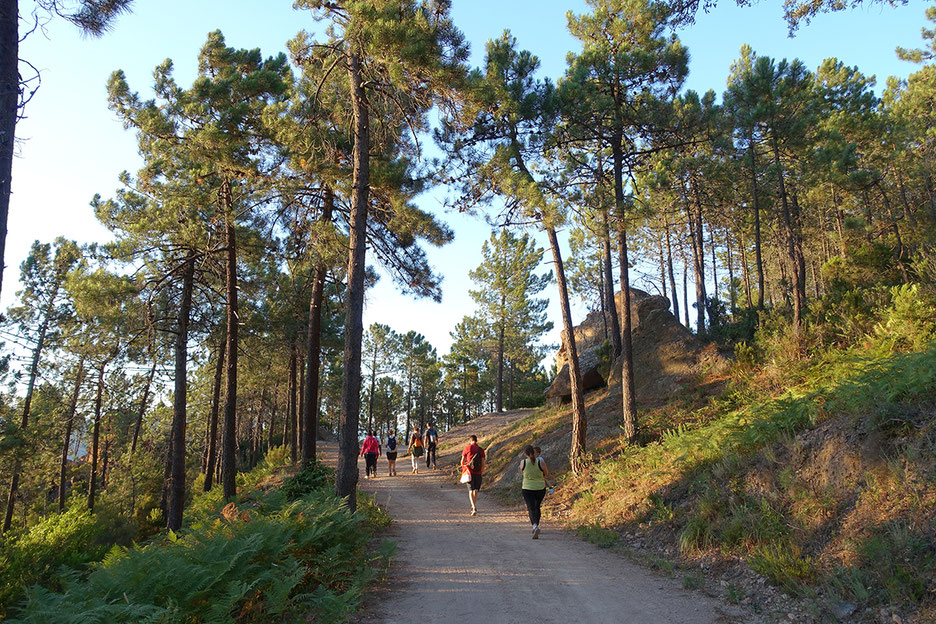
xmin=9 ymin=0 xmax=929 ymax=360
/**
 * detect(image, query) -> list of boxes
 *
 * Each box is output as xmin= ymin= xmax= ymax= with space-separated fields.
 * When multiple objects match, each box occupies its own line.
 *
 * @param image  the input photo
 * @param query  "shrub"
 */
xmin=0 ymin=506 xmax=110 ymax=618
xmin=8 ymin=492 xmax=389 ymax=624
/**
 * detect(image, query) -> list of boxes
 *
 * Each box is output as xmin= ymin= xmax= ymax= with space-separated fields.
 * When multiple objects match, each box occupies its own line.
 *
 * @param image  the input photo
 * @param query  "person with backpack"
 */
xmin=460 ymin=435 xmax=486 ymax=516
xmin=520 ymin=445 xmax=553 ymax=539
xmin=385 ymin=429 xmax=398 ymax=476
xmin=424 ymin=422 xmax=439 ymax=470
xmin=359 ymin=430 xmax=381 ymax=479
xmin=408 ymin=426 xmax=424 ymax=474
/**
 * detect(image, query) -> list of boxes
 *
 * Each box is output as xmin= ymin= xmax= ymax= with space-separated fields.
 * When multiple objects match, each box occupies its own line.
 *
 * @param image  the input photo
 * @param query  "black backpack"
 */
xmin=387 ymin=435 xmax=397 ymax=451
xmin=469 ymin=448 xmax=483 ymax=472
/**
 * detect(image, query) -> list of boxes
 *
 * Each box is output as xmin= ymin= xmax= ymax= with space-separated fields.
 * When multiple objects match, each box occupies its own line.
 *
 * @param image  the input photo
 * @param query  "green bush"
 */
xmin=8 ymin=491 xmax=390 ymax=624
xmin=0 ymin=506 xmax=110 ymax=618
xmin=281 ymin=461 xmax=335 ymax=501
xmin=874 ymin=283 xmax=936 ymax=351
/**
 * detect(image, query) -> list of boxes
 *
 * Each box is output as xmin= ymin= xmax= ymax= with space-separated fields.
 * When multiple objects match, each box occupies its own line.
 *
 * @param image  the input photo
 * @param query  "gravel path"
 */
xmin=342 ymin=427 xmax=740 ymax=624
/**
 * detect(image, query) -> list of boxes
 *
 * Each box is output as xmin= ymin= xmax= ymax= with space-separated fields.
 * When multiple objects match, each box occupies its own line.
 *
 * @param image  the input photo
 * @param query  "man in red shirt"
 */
xmin=460 ymin=435 xmax=485 ymax=516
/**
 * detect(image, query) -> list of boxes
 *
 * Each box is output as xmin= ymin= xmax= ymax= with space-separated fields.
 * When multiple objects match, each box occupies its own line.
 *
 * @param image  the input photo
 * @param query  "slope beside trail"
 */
xmin=325 ymin=413 xmax=741 ymax=624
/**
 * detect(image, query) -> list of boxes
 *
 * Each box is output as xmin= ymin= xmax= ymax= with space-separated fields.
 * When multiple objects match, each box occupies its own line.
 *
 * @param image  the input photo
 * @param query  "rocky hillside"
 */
xmin=545 ymin=288 xmax=729 ymax=405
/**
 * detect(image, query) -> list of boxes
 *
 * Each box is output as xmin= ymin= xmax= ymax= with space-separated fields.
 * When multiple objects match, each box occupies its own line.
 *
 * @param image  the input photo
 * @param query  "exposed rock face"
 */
xmin=544 ymin=288 xmax=729 ymax=405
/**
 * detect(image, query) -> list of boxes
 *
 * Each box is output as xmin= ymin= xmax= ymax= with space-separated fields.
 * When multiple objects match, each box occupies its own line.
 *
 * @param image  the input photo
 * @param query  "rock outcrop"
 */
xmin=544 ymin=288 xmax=729 ymax=406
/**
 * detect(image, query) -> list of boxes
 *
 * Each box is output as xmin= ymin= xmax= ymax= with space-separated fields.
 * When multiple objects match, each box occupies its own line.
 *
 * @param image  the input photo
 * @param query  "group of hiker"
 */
xmin=359 ymin=426 xmax=554 ymax=539
xmin=358 ymin=422 xmax=439 ymax=479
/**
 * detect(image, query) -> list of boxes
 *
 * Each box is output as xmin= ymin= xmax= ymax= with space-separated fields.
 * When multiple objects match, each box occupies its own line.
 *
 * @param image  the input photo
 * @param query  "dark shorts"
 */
xmin=468 ymin=474 xmax=482 ymax=491
xmin=386 ymin=452 xmax=397 ymax=461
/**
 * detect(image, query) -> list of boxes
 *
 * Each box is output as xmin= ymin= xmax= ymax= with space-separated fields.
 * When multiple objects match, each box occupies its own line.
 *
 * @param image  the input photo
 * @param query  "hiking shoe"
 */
xmin=532 ymin=525 xmax=540 ymax=539
xmin=470 ymin=509 xmax=477 ymax=516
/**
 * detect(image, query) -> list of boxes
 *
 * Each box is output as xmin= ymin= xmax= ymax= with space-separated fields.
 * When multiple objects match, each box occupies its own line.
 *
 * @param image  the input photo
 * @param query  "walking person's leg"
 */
xmin=521 ymin=489 xmax=537 ymax=526
xmin=531 ymin=488 xmax=546 ymax=538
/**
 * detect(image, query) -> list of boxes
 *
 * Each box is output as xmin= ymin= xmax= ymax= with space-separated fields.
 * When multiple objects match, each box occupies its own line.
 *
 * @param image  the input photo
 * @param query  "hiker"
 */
xmin=409 ymin=426 xmax=424 ymax=474
xmin=460 ymin=435 xmax=486 ymax=516
xmin=359 ymin=430 xmax=381 ymax=479
xmin=386 ymin=429 xmax=398 ymax=476
xmin=520 ymin=445 xmax=553 ymax=539
xmin=425 ymin=421 xmax=439 ymax=470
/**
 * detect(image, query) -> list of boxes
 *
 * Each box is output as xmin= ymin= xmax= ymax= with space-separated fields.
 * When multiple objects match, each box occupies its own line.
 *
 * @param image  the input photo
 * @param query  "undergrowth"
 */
xmin=6 ymin=459 xmax=393 ymax=623
xmin=553 ymin=285 xmax=936 ymax=617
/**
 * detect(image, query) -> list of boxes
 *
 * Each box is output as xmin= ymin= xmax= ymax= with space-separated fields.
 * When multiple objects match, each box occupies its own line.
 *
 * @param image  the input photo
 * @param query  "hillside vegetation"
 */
xmin=476 ymin=283 xmax=936 ymax=624
xmin=0 ymin=449 xmax=392 ymax=622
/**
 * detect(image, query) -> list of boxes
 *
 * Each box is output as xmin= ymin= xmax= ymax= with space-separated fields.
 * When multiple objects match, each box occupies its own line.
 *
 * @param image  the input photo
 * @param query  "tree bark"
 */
xmin=220 ymin=178 xmax=239 ymax=499
xmin=88 ymin=363 xmax=107 ymax=512
xmin=602 ymin=214 xmax=622 ymax=357
xmin=203 ymin=334 xmax=225 ymax=491
xmin=58 ymin=356 xmax=86 ymax=511
xmin=288 ymin=342 xmax=298 ymax=463
xmin=130 ymin=360 xmax=157 ymax=455
xmin=617 ymin=220 xmax=638 ymax=443
xmin=167 ymin=255 xmax=194 ymax=532
xmin=664 ymin=213 xmax=679 ymax=323
xmin=3 ymin=301 xmax=52 ymax=532
xmin=0 ymin=0 xmax=17 ymax=302
xmin=336 ymin=49 xmax=369 ymax=511
xmin=547 ymin=227 xmax=586 ymax=472
xmin=748 ymin=140 xmax=765 ymax=311
xmin=302 ymin=188 xmax=333 ymax=465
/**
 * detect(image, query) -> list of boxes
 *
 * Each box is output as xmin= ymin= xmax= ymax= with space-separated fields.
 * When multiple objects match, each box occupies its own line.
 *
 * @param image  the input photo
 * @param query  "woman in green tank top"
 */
xmin=520 ymin=445 xmax=552 ymax=539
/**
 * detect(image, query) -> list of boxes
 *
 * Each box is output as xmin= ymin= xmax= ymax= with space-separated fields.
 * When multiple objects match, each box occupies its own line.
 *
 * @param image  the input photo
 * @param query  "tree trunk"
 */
xmin=220 ymin=178 xmax=239 ymax=499
xmin=546 ymin=227 xmax=586 ymax=472
xmin=771 ymin=135 xmax=804 ymax=331
xmin=3 ymin=306 xmax=51 ymax=532
xmin=740 ymin=230 xmax=752 ymax=309
xmin=58 ymin=357 xmax=86 ymax=511
xmin=131 ymin=360 xmax=157 ymax=455
xmin=0 ymin=0 xmax=17 ymax=302
xmin=336 ymin=49 xmax=369 ymax=511
xmin=683 ymin=183 xmax=707 ymax=332
xmin=664 ymin=213 xmax=679 ymax=323
xmin=203 ymin=334 xmax=225 ymax=491
xmin=495 ymin=316 xmax=504 ymax=412
xmin=167 ymin=255 xmax=194 ymax=532
xmin=88 ymin=363 xmax=106 ymax=512
xmin=602 ymin=215 xmax=622 ymax=357
xmin=302 ymin=188 xmax=334 ymax=465
xmin=617 ymin=221 xmax=638 ymax=443
xmin=297 ymin=353 xmax=305 ymax=453
xmin=288 ymin=342 xmax=298 ymax=463
xmin=748 ymin=141 xmax=765 ymax=311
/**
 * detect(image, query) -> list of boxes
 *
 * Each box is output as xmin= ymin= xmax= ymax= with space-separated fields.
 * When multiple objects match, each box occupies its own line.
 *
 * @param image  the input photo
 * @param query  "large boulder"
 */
xmin=544 ymin=288 xmax=729 ymax=406
xmin=543 ymin=347 xmax=605 ymax=404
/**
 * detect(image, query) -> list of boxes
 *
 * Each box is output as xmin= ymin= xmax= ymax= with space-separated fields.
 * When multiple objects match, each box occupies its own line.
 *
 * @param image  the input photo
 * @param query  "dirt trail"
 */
xmin=326 ymin=418 xmax=740 ymax=624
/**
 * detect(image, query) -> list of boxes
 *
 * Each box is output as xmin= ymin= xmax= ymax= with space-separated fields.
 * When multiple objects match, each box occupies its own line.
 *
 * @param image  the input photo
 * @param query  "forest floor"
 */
xmin=322 ymin=411 xmax=745 ymax=624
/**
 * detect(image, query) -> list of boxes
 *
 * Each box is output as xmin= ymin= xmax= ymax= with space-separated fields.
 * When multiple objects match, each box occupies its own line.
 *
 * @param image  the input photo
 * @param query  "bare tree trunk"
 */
xmin=336 ymin=50 xmax=369 ymax=511
xmin=58 ymin=357 xmax=86 ymax=511
xmin=203 ymin=335 xmax=225 ymax=491
xmin=495 ymin=317 xmax=504 ymax=412
xmin=302 ymin=189 xmax=334 ymax=465
xmin=220 ymin=178 xmax=239 ymax=499
xmin=131 ymin=360 xmax=157 ymax=455
xmin=617 ymin=221 xmax=638 ymax=443
xmin=749 ymin=141 xmax=765 ymax=311
xmin=740 ymin=230 xmax=752 ymax=309
xmin=0 ymin=0 xmax=17 ymax=302
xmin=664 ymin=212 xmax=679 ymax=322
xmin=88 ymin=363 xmax=107 ymax=512
xmin=3 ymin=307 xmax=51 ymax=532
xmin=167 ymin=255 xmax=194 ymax=532
xmin=547 ymin=227 xmax=587 ymax=472
xmin=602 ymin=215 xmax=621 ymax=357
xmin=288 ymin=342 xmax=298 ymax=463
xmin=297 ymin=354 xmax=305 ymax=454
